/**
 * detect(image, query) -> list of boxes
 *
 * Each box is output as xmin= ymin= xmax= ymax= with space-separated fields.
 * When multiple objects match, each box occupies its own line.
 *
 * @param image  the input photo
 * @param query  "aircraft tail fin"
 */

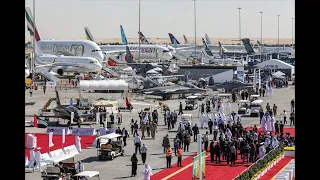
xmin=84 ymin=27 xmax=95 ymax=42
xmin=241 ymin=38 xmax=255 ymax=54
xmin=173 ymin=38 xmax=177 ymax=48
xmin=183 ymin=35 xmax=189 ymax=44
xmin=202 ymin=38 xmax=214 ymax=56
xmin=120 ymin=25 xmax=128 ymax=45
xmin=142 ymin=76 xmax=160 ymax=89
xmin=205 ymin=34 xmax=212 ymax=44
xmin=168 ymin=33 xmax=180 ymax=44
xmin=32 ymin=40 xmax=43 ymax=57
xmin=257 ymin=40 xmax=266 ymax=53
xmin=125 ymin=46 xmax=135 ymax=63
xmin=25 ymin=7 xmax=41 ymax=41
xmin=138 ymin=31 xmax=149 ymax=44
xmin=218 ymin=41 xmax=226 ymax=59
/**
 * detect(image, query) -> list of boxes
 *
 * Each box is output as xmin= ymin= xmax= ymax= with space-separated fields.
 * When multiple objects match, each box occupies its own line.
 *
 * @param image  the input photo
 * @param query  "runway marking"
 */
xmin=161 ymin=154 xmax=210 ymax=180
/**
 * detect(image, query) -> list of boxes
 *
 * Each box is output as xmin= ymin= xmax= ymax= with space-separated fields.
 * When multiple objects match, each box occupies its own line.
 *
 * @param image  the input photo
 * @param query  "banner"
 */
xmin=71 ymin=128 xmax=96 ymax=136
xmin=201 ymin=151 xmax=206 ymax=178
xmin=192 ymin=155 xmax=199 ymax=179
xmin=49 ymin=132 xmax=54 ymax=147
xmin=62 ymin=129 xmax=65 ymax=144
xmin=46 ymin=127 xmax=70 ymax=135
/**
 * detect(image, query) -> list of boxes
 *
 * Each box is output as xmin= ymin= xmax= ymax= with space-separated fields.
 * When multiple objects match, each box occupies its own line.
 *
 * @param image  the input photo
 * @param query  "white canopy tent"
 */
xmin=80 ymin=80 xmax=129 ymax=90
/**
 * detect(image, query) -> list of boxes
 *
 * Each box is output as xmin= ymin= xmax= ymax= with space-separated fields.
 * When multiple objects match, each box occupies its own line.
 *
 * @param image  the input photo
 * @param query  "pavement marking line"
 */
xmin=161 ymin=154 xmax=210 ymax=180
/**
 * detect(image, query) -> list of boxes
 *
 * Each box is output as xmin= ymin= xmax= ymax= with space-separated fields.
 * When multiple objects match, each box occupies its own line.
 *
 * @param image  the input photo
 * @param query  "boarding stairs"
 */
xmin=35 ymin=66 xmax=61 ymax=82
xmin=102 ymin=67 xmax=120 ymax=77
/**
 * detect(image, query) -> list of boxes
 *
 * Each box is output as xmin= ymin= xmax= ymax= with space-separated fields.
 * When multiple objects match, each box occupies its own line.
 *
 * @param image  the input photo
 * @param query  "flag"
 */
xmin=33 ymin=114 xmax=38 ymax=127
xmin=201 ymin=151 xmax=206 ymax=176
xmin=125 ymin=97 xmax=129 ymax=107
xmin=49 ymin=132 xmax=54 ymax=147
xmin=192 ymin=155 xmax=199 ymax=179
xmin=62 ymin=129 xmax=65 ymax=144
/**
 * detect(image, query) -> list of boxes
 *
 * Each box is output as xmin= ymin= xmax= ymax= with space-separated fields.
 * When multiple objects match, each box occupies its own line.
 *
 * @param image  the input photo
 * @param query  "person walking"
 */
xmin=162 ymin=134 xmax=170 ymax=153
xmin=230 ymin=143 xmax=236 ymax=166
xmin=131 ymin=153 xmax=138 ymax=177
xmin=183 ymin=132 xmax=190 ymax=152
xmin=173 ymin=136 xmax=179 ymax=156
xmin=215 ymin=142 xmax=221 ymax=164
xmin=29 ymin=87 xmax=33 ymax=97
xmin=203 ymin=131 xmax=209 ymax=152
xmin=134 ymin=134 xmax=141 ymax=154
xmin=192 ymin=124 xmax=199 ymax=142
xmin=141 ymin=144 xmax=148 ymax=164
xmin=208 ymin=119 xmax=213 ymax=134
xmin=165 ymin=145 xmax=173 ymax=168
xmin=290 ymin=99 xmax=295 ymax=112
xmin=178 ymin=102 xmax=183 ymax=115
xmin=122 ymin=127 xmax=129 ymax=146
xmin=282 ymin=110 xmax=287 ymax=124
xmin=209 ymin=141 xmax=215 ymax=163
xmin=150 ymin=121 xmax=157 ymax=140
xmin=177 ymin=146 xmax=183 ymax=167
xmin=43 ymin=85 xmax=46 ymax=94
xmin=290 ymin=111 xmax=295 ymax=126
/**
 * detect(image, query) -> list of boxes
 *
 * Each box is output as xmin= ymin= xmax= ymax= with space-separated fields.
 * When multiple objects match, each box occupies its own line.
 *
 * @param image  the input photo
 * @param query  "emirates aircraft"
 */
xmin=25 ymin=7 xmax=105 ymax=62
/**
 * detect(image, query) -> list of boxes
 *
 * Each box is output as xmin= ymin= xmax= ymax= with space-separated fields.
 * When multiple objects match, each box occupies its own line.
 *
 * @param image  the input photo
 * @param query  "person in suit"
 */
xmin=122 ymin=127 xmax=129 ymax=146
xmin=131 ymin=153 xmax=138 ymax=177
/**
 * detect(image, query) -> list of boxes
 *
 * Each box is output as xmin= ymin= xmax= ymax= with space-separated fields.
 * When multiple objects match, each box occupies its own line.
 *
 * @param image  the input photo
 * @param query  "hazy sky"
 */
xmin=25 ymin=0 xmax=295 ymax=40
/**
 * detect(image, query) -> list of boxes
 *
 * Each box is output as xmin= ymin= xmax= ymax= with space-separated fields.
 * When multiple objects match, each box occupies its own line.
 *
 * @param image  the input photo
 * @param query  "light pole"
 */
xmin=291 ymin=17 xmax=294 ymax=47
xmin=260 ymin=11 xmax=263 ymax=43
xmin=194 ymin=0 xmax=196 ymax=57
xmin=238 ymin=7 xmax=242 ymax=40
xmin=277 ymin=15 xmax=280 ymax=48
xmin=138 ymin=0 xmax=141 ymax=61
xmin=32 ymin=0 xmax=36 ymax=85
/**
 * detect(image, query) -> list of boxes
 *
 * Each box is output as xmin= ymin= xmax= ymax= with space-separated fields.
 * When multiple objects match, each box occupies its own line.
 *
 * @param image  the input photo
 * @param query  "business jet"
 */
xmin=25 ymin=7 xmax=105 ymax=62
xmin=33 ymin=41 xmax=102 ymax=76
xmin=84 ymin=26 xmax=173 ymax=61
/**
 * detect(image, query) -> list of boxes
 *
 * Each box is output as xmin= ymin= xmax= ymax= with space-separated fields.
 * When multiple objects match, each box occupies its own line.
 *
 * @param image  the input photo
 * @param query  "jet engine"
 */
xmin=57 ymin=69 xmax=64 ymax=76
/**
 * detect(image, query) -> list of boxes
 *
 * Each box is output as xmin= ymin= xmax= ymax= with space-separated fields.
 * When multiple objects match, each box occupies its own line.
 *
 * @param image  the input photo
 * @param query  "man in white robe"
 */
xmin=143 ymin=115 xmax=149 ymax=124
xmin=270 ymin=116 xmax=275 ymax=132
xmin=226 ymin=102 xmax=232 ymax=114
xmin=75 ymin=133 xmax=82 ymax=152
xmin=261 ymin=115 xmax=267 ymax=132
xmin=34 ymin=147 xmax=41 ymax=169
xmin=212 ymin=112 xmax=217 ymax=122
xmin=28 ymin=147 xmax=35 ymax=168
xmin=228 ymin=114 xmax=233 ymax=123
xmin=200 ymin=114 xmax=205 ymax=128
xmin=220 ymin=112 xmax=226 ymax=123
xmin=203 ymin=114 xmax=209 ymax=128
xmin=258 ymin=143 xmax=266 ymax=158
xmin=266 ymin=114 xmax=272 ymax=132
xmin=264 ymin=135 xmax=271 ymax=148
xmin=269 ymin=87 xmax=273 ymax=96
xmin=214 ymin=100 xmax=218 ymax=111
xmin=75 ymin=161 xmax=85 ymax=173
xmin=271 ymin=136 xmax=278 ymax=148
xmin=225 ymin=128 xmax=232 ymax=141
xmin=144 ymin=164 xmax=153 ymax=180
xmin=219 ymin=103 xmax=224 ymax=112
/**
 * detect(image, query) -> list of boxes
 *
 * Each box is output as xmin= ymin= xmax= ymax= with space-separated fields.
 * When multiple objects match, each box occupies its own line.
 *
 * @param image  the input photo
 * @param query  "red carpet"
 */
xmin=165 ymin=150 xmax=252 ymax=180
xmin=151 ymin=153 xmax=197 ymax=180
xmin=25 ymin=133 xmax=95 ymax=159
xmin=246 ymin=127 xmax=295 ymax=137
xmin=259 ymin=157 xmax=294 ymax=180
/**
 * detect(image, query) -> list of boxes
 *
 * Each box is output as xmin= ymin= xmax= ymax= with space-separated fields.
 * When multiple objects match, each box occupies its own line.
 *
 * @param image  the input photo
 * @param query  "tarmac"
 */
xmin=25 ymin=83 xmax=295 ymax=180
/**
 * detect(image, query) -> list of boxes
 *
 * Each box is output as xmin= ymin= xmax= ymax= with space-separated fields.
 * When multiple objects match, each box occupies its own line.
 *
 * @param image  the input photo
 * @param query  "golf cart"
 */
xmin=238 ymin=100 xmax=250 ymax=114
xmin=192 ymin=93 xmax=206 ymax=101
xmin=73 ymin=171 xmax=100 ymax=180
xmin=180 ymin=114 xmax=193 ymax=127
xmin=185 ymin=96 xmax=199 ymax=110
xmin=97 ymin=133 xmax=124 ymax=160
xmin=250 ymin=100 xmax=263 ymax=117
xmin=250 ymin=94 xmax=260 ymax=102
xmin=41 ymin=155 xmax=77 ymax=180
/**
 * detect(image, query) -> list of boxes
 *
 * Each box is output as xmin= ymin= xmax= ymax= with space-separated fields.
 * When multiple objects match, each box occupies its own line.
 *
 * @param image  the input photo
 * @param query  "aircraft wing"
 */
xmin=175 ymin=45 xmax=203 ymax=51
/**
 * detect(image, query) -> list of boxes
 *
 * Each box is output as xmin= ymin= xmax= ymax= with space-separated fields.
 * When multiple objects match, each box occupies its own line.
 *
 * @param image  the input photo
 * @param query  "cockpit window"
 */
xmin=163 ymin=50 xmax=169 ymax=53
xmin=91 ymin=50 xmax=101 ymax=52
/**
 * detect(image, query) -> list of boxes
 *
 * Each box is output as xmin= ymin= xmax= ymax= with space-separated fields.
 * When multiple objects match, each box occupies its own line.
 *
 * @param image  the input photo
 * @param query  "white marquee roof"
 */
xmin=255 ymin=59 xmax=294 ymax=70
xmin=80 ymin=80 xmax=128 ymax=90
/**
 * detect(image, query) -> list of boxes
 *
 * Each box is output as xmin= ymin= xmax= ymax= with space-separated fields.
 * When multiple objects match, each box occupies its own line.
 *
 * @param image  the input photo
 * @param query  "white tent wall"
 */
xmin=79 ymin=80 xmax=129 ymax=90
xmin=254 ymin=59 xmax=295 ymax=80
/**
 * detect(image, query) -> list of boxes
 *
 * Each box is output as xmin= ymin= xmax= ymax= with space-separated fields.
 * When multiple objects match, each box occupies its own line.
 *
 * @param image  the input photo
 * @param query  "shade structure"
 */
xmin=80 ymin=80 xmax=128 ymax=90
